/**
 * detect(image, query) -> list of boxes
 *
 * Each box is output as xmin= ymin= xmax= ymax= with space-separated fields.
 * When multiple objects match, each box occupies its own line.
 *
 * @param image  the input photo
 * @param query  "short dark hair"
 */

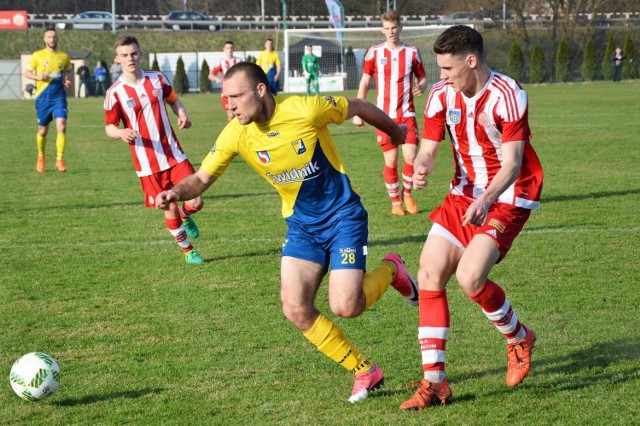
xmin=114 ymin=35 xmax=140 ymax=51
xmin=433 ymin=25 xmax=484 ymax=60
xmin=224 ymin=62 xmax=269 ymax=88
xmin=225 ymin=40 xmax=234 ymax=46
xmin=44 ymin=27 xmax=57 ymax=34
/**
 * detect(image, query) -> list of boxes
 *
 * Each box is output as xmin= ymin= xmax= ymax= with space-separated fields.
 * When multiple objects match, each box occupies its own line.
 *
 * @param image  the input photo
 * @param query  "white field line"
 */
xmin=1 ymin=227 xmax=638 ymax=250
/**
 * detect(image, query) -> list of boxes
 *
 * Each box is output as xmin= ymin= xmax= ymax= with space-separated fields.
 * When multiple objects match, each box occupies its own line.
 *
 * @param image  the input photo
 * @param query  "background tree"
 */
xmin=530 ymin=43 xmax=546 ymax=83
xmin=621 ymin=32 xmax=639 ymax=79
xmin=555 ymin=39 xmax=572 ymax=82
xmin=601 ymin=33 xmax=615 ymax=81
xmin=151 ymin=54 xmax=160 ymax=71
xmin=199 ymin=59 xmax=211 ymax=93
xmin=507 ymin=42 xmax=526 ymax=82
xmin=172 ymin=55 xmax=189 ymax=95
xmin=580 ymin=37 xmax=596 ymax=81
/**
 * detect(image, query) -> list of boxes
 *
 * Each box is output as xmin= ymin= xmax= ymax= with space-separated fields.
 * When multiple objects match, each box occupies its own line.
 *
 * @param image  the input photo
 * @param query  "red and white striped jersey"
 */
xmin=104 ymin=70 xmax=188 ymax=177
xmin=362 ymin=42 xmax=426 ymax=119
xmin=211 ymin=56 xmax=242 ymax=80
xmin=422 ymin=71 xmax=543 ymax=209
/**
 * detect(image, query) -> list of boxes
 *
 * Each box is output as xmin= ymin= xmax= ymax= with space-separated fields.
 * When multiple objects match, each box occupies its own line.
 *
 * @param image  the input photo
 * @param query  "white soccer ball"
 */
xmin=9 ymin=352 xmax=60 ymax=401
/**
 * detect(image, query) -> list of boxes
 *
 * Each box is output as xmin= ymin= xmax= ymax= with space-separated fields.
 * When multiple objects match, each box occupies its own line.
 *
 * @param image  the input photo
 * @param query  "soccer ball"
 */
xmin=9 ymin=352 xmax=60 ymax=401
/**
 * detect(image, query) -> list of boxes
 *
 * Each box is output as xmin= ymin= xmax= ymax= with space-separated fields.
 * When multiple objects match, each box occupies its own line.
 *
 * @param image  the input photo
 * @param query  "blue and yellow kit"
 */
xmin=28 ymin=49 xmax=70 ymax=100
xmin=201 ymin=95 xmax=363 ymax=228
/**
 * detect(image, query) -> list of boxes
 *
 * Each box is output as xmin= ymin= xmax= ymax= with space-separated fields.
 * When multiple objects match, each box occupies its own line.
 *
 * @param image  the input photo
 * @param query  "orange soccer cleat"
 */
xmin=403 ymin=195 xmax=419 ymax=214
xmin=391 ymin=204 xmax=406 ymax=216
xmin=36 ymin=156 xmax=45 ymax=173
xmin=506 ymin=327 xmax=536 ymax=387
xmin=400 ymin=379 xmax=452 ymax=410
xmin=55 ymin=159 xmax=67 ymax=172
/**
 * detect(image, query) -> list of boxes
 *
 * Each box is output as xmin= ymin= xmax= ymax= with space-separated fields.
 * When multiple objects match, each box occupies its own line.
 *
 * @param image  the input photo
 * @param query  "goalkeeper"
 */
xmin=301 ymin=44 xmax=320 ymax=96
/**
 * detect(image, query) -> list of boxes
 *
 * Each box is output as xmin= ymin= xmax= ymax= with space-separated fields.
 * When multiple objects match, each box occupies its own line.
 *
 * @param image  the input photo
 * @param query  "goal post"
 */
xmin=283 ymin=26 xmax=449 ymax=94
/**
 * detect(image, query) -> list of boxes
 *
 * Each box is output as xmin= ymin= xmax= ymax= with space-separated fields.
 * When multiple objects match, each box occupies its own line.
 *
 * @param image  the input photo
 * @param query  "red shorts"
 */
xmin=376 ymin=116 xmax=419 ymax=152
xmin=139 ymin=160 xmax=196 ymax=208
xmin=428 ymin=193 xmax=531 ymax=261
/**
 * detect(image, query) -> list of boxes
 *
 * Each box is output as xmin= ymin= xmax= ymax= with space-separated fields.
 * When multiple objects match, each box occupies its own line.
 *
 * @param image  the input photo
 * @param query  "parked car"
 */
xmin=436 ymin=11 xmax=486 ymax=25
xmin=163 ymin=11 xmax=217 ymax=31
xmin=56 ymin=11 xmax=120 ymax=30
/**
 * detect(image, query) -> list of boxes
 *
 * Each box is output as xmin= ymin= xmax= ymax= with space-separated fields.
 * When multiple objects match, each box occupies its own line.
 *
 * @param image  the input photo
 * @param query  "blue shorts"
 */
xmin=282 ymin=206 xmax=368 ymax=271
xmin=266 ymin=68 xmax=278 ymax=94
xmin=35 ymin=97 xmax=68 ymax=127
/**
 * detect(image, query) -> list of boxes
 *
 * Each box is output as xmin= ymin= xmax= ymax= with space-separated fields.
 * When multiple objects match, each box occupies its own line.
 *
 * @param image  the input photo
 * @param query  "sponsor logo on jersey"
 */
xmin=488 ymin=218 xmax=506 ymax=233
xmin=267 ymin=161 xmax=320 ymax=184
xmin=257 ymin=150 xmax=271 ymax=164
xmin=324 ymin=96 xmax=337 ymax=107
xmin=340 ymin=247 xmax=356 ymax=254
xmin=486 ymin=229 xmax=497 ymax=238
xmin=291 ymin=139 xmax=307 ymax=154
xmin=448 ymin=109 xmax=461 ymax=125
xmin=267 ymin=130 xmax=280 ymax=138
xmin=126 ymin=98 xmax=135 ymax=109
xmin=210 ymin=143 xmax=217 ymax=153
xmin=152 ymin=89 xmax=160 ymax=98
xmin=467 ymin=112 xmax=474 ymax=119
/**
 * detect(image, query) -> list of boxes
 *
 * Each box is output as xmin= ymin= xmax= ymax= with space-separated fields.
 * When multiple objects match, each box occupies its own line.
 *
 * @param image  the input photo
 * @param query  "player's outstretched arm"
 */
xmin=346 ymin=98 xmax=406 ymax=145
xmin=156 ymin=169 xmax=217 ymax=210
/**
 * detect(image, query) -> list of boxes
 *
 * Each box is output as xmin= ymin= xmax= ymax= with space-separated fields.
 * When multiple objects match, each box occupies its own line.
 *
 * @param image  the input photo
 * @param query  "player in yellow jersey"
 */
xmin=156 ymin=62 xmax=419 ymax=403
xmin=256 ymin=38 xmax=281 ymax=94
xmin=24 ymin=27 xmax=71 ymax=173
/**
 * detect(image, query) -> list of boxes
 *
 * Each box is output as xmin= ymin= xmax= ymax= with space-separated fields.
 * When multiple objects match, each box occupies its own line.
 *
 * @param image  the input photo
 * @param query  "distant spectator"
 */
xmin=109 ymin=58 xmax=122 ymax=83
xmin=94 ymin=60 xmax=108 ymax=97
xmin=76 ymin=60 xmax=90 ymax=98
xmin=611 ymin=47 xmax=626 ymax=82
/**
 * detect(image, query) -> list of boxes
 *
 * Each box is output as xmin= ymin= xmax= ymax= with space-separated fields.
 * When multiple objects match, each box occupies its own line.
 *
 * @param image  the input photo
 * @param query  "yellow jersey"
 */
xmin=28 ymin=48 xmax=71 ymax=99
xmin=201 ymin=95 xmax=362 ymax=225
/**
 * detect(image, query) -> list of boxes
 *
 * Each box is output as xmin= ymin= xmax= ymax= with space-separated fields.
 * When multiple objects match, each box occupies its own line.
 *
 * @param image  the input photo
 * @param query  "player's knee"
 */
xmin=187 ymin=196 xmax=203 ymax=211
xmin=330 ymin=299 xmax=363 ymax=318
xmin=455 ymin=266 xmax=485 ymax=296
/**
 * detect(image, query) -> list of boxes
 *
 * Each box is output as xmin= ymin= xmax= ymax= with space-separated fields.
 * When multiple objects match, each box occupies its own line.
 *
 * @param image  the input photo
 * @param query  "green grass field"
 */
xmin=1 ymin=81 xmax=639 ymax=425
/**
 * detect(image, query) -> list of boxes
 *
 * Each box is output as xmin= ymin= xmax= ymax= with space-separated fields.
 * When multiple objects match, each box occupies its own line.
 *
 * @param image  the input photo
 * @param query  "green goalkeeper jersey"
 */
xmin=302 ymin=53 xmax=319 ymax=75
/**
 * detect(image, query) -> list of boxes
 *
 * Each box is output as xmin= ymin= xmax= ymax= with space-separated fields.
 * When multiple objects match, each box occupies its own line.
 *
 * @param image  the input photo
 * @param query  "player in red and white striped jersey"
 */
xmin=400 ymin=26 xmax=543 ymax=411
xmin=208 ymin=41 xmax=243 ymax=122
xmin=353 ymin=10 xmax=428 ymax=216
xmin=104 ymin=35 xmax=205 ymax=264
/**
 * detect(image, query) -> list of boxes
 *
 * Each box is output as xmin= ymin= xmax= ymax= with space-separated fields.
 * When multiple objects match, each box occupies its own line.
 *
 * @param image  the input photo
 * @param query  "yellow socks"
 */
xmin=362 ymin=260 xmax=395 ymax=309
xmin=304 ymin=314 xmax=371 ymax=374
xmin=37 ymin=134 xmax=46 ymax=157
xmin=56 ymin=133 xmax=66 ymax=159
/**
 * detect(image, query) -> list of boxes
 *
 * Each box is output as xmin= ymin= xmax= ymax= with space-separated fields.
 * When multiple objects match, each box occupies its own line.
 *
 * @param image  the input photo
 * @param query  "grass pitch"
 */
xmin=1 ymin=81 xmax=639 ymax=425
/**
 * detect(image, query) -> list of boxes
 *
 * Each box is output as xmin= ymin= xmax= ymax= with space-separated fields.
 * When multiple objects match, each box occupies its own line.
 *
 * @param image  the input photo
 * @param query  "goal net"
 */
xmin=283 ymin=26 xmax=449 ymax=94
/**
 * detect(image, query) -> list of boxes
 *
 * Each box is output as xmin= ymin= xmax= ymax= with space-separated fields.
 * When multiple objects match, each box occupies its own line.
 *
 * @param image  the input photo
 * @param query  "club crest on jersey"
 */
xmin=291 ymin=139 xmax=307 ymax=155
xmin=448 ymin=109 xmax=461 ymax=125
xmin=126 ymin=98 xmax=135 ymax=109
xmin=257 ymin=150 xmax=271 ymax=164
xmin=478 ymin=112 xmax=490 ymax=126
xmin=380 ymin=57 xmax=387 ymax=65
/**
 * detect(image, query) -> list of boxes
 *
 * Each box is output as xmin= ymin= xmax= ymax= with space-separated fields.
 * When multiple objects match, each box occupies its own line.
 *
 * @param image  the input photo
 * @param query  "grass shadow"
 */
xmin=54 ymin=387 xmax=165 ymax=406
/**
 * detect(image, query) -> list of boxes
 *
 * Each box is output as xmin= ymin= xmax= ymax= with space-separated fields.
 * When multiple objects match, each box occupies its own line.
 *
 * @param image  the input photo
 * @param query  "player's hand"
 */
xmin=120 ymin=128 xmax=137 ymax=144
xmin=177 ymin=115 xmax=192 ymax=129
xmin=303 ymin=71 xmax=310 ymax=79
xmin=155 ymin=190 xmax=177 ymax=210
xmin=352 ymin=116 xmax=364 ymax=128
xmin=389 ymin=124 xmax=408 ymax=146
xmin=462 ymin=198 xmax=490 ymax=227
xmin=63 ymin=77 xmax=72 ymax=89
xmin=412 ymin=78 xmax=426 ymax=97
